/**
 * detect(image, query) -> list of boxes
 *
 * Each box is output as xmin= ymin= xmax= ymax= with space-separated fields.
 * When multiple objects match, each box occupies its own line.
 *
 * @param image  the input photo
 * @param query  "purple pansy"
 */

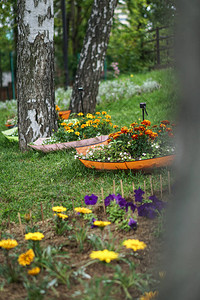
xmin=149 ymin=195 xmax=166 ymax=211
xmin=104 ymin=194 xmax=115 ymax=207
xmin=125 ymin=202 xmax=136 ymax=213
xmin=137 ymin=202 xmax=158 ymax=219
xmin=84 ymin=194 xmax=98 ymax=205
xmin=90 ymin=218 xmax=97 ymax=229
xmin=128 ymin=218 xmax=137 ymax=230
xmin=115 ymin=194 xmax=127 ymax=209
xmin=134 ymin=187 xmax=145 ymax=203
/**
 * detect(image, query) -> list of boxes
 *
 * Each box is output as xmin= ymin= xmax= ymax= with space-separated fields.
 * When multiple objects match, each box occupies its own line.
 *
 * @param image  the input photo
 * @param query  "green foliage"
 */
xmin=106 ymin=201 xmax=126 ymax=223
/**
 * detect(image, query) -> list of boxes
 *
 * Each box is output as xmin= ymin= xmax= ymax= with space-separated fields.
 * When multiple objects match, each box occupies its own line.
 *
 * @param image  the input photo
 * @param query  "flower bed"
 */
xmin=29 ymin=111 xmax=118 ymax=153
xmin=76 ymin=120 xmax=176 ymax=170
xmin=0 ymin=187 xmax=165 ymax=300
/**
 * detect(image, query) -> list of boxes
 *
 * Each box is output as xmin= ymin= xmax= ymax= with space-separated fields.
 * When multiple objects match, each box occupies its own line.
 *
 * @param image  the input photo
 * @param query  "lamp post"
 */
xmin=140 ymin=102 xmax=148 ymax=120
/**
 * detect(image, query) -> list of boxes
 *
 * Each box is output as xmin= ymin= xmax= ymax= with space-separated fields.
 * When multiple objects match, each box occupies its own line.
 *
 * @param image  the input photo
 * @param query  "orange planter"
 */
xmin=58 ymin=110 xmax=71 ymax=120
xmin=78 ymin=155 xmax=175 ymax=170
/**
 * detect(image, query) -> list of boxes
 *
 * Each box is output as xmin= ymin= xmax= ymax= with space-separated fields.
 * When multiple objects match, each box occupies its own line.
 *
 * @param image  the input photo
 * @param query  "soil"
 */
xmin=0 ymin=201 xmax=165 ymax=300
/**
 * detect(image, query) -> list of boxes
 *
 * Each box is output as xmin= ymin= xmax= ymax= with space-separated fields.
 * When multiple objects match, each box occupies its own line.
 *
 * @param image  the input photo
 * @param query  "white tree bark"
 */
xmin=69 ymin=0 xmax=118 ymax=114
xmin=17 ymin=0 xmax=57 ymax=151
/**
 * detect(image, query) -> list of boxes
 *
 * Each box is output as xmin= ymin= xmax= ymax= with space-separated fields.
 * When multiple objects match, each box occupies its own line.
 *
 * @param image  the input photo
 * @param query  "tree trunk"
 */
xmin=69 ymin=0 xmax=118 ymax=114
xmin=17 ymin=0 xmax=57 ymax=151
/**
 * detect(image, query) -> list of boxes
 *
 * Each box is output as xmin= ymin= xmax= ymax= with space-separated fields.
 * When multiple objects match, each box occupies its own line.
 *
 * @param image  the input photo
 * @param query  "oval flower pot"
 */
xmin=58 ymin=110 xmax=71 ymax=120
xmin=28 ymin=135 xmax=109 ymax=153
xmin=76 ymin=143 xmax=175 ymax=170
xmin=78 ymin=155 xmax=175 ymax=170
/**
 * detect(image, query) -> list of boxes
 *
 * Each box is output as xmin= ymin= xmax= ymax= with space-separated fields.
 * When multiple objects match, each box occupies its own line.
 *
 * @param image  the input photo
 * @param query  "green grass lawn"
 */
xmin=0 ymin=68 xmax=177 ymax=225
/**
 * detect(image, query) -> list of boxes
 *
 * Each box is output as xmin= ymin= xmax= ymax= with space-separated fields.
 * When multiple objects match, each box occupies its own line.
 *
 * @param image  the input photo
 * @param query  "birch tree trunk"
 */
xmin=69 ymin=0 xmax=118 ymax=114
xmin=17 ymin=0 xmax=57 ymax=151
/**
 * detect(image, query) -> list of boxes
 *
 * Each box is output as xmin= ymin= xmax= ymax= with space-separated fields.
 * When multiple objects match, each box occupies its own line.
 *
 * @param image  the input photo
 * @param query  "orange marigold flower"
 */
xmin=141 ymin=120 xmax=151 ymax=126
xmin=139 ymin=132 xmax=143 ymax=136
xmin=55 ymin=105 xmax=60 ymax=111
xmin=134 ymin=127 xmax=140 ymax=131
xmin=139 ymin=126 xmax=146 ymax=131
xmin=130 ymin=122 xmax=137 ymax=127
xmin=121 ymin=126 xmax=128 ymax=133
xmin=145 ymin=130 xmax=153 ymax=135
xmin=131 ymin=134 xmax=138 ymax=140
xmin=113 ymin=125 xmax=118 ymax=129
xmin=166 ymin=127 xmax=172 ymax=132
xmin=152 ymin=125 xmax=158 ymax=128
xmin=161 ymin=120 xmax=170 ymax=125
xmin=159 ymin=124 xmax=166 ymax=128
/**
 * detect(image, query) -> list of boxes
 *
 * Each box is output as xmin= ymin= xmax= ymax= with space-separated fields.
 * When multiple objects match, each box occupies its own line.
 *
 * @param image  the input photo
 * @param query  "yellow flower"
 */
xmin=122 ymin=239 xmax=147 ymax=251
xmin=78 ymin=112 xmax=84 ymax=116
xmin=0 ymin=239 xmax=18 ymax=250
xmin=57 ymin=213 xmax=68 ymax=219
xmin=74 ymin=207 xmax=92 ymax=214
xmin=25 ymin=232 xmax=44 ymax=241
xmin=86 ymin=113 xmax=93 ymax=119
xmin=18 ymin=249 xmax=35 ymax=266
xmin=95 ymin=112 xmax=101 ymax=115
xmin=67 ymin=129 xmax=74 ymax=133
xmin=81 ymin=124 xmax=87 ymax=129
xmin=28 ymin=267 xmax=40 ymax=276
xmin=113 ymin=125 xmax=118 ymax=129
xmin=140 ymin=291 xmax=158 ymax=300
xmin=67 ymin=122 xmax=73 ymax=126
xmin=55 ymin=105 xmax=60 ymax=111
xmin=75 ymin=131 xmax=80 ymax=136
xmin=61 ymin=122 xmax=67 ymax=126
xmin=52 ymin=206 xmax=67 ymax=213
xmin=93 ymin=221 xmax=111 ymax=227
xmin=130 ymin=74 xmax=134 ymax=78
xmin=106 ymin=114 xmax=111 ymax=119
xmin=90 ymin=249 xmax=118 ymax=263
xmin=102 ymin=111 xmax=107 ymax=115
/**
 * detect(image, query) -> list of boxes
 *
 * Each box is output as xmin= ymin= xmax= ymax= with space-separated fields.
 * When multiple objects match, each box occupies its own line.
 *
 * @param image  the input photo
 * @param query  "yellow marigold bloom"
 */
xmin=90 ymin=249 xmax=118 ymax=263
xmin=74 ymin=207 xmax=92 ymax=214
xmin=102 ymin=111 xmax=107 ymax=115
xmin=57 ymin=213 xmax=68 ymax=219
xmin=93 ymin=125 xmax=98 ymax=128
xmin=52 ymin=206 xmax=67 ymax=213
xmin=18 ymin=249 xmax=35 ymax=266
xmin=28 ymin=267 xmax=40 ymax=276
xmin=106 ymin=114 xmax=111 ymax=119
xmin=81 ymin=124 xmax=87 ymax=128
xmin=113 ymin=125 xmax=118 ymax=128
xmin=55 ymin=105 xmax=60 ymax=111
xmin=0 ymin=239 xmax=18 ymax=250
xmin=95 ymin=112 xmax=101 ymax=115
xmin=61 ymin=122 xmax=67 ymax=126
xmin=78 ymin=112 xmax=84 ymax=116
xmin=140 ymin=291 xmax=158 ymax=300
xmin=25 ymin=232 xmax=44 ymax=241
xmin=67 ymin=129 xmax=74 ymax=133
xmin=123 ymin=239 xmax=147 ymax=251
xmin=130 ymin=74 xmax=134 ymax=78
xmin=75 ymin=131 xmax=80 ymax=136
xmin=93 ymin=221 xmax=111 ymax=227
xmin=86 ymin=113 xmax=93 ymax=119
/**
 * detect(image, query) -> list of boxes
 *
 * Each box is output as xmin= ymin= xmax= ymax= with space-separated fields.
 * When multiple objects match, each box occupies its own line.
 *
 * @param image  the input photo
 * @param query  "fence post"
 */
xmin=156 ymin=27 xmax=160 ymax=65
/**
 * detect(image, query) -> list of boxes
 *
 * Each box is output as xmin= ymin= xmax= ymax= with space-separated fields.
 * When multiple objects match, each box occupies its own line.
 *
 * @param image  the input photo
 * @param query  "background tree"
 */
xmin=17 ymin=0 xmax=57 ymax=151
xmin=69 ymin=0 xmax=118 ymax=114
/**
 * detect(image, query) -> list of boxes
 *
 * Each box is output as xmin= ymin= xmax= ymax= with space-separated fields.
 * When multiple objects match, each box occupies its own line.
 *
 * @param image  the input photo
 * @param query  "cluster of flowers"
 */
xmin=111 ymin=62 xmax=120 ymax=78
xmin=103 ymin=188 xmax=166 ymax=220
xmin=76 ymin=119 xmax=175 ymax=162
xmin=45 ymin=111 xmax=118 ymax=144
xmin=0 ymin=232 xmax=44 ymax=277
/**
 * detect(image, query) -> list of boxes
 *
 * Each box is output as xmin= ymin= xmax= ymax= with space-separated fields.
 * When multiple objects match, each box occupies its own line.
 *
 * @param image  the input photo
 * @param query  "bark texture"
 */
xmin=69 ymin=0 xmax=118 ymax=114
xmin=17 ymin=0 xmax=57 ymax=151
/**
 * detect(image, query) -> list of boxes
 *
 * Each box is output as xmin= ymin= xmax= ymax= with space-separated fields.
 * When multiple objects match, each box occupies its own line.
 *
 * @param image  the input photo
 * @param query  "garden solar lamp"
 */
xmin=140 ymin=102 xmax=148 ymax=120
xmin=78 ymin=87 xmax=84 ymax=114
